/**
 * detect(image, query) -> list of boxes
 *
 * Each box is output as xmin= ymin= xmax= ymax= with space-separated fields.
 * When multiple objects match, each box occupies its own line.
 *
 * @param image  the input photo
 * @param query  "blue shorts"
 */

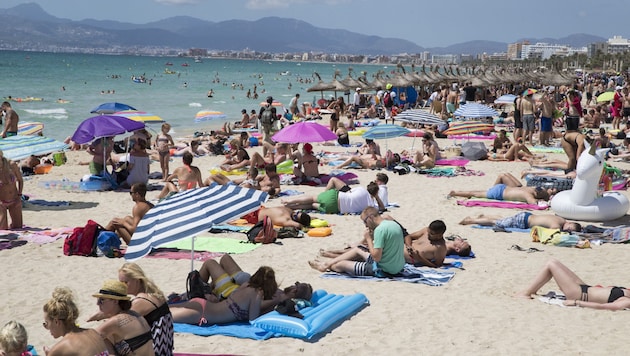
xmin=540 ymin=116 xmax=552 ymax=132
xmin=486 ymin=184 xmax=506 ymax=200
xmin=495 ymin=212 xmax=532 ymax=229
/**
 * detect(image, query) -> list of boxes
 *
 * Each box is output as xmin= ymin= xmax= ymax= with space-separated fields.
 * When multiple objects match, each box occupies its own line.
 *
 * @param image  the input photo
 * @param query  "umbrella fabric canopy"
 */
xmin=393 ymin=109 xmax=443 ymax=126
xmin=124 ymin=184 xmax=268 ymax=262
xmin=90 ymin=102 xmax=137 ymax=114
xmin=453 ymin=103 xmax=498 ymax=119
xmin=494 ymin=94 xmax=517 ymax=105
xmin=71 ymin=115 xmax=146 ymax=144
xmin=596 ymin=91 xmax=615 ymax=103
xmin=272 ymin=122 xmax=337 ymax=143
xmin=443 ymin=121 xmax=495 ymax=136
xmin=522 ymin=88 xmax=537 ymax=96
xmin=0 ymin=135 xmax=69 ymax=161
xmin=114 ymin=110 xmax=165 ymax=124
xmin=17 ymin=122 xmax=44 ymax=136
xmin=195 ymin=110 xmax=227 ymax=123
xmin=362 ymin=124 xmax=411 ymax=140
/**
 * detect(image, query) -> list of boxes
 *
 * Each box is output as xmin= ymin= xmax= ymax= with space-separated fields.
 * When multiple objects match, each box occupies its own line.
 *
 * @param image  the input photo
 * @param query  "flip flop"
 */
xmin=508 ymin=244 xmax=526 ymax=251
xmin=527 ymin=247 xmax=544 ymax=253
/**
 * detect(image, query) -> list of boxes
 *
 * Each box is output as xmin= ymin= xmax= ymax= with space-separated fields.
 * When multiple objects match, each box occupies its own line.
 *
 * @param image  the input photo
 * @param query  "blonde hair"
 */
xmin=42 ymin=287 xmax=79 ymax=330
xmin=119 ymin=262 xmax=166 ymax=302
xmin=0 ymin=321 xmax=28 ymax=355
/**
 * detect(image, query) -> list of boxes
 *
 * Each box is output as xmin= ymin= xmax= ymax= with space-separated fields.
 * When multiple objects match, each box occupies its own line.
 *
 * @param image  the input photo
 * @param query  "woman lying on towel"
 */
xmin=170 ymin=265 xmax=279 ymax=325
xmin=516 ymin=259 xmax=630 ymax=310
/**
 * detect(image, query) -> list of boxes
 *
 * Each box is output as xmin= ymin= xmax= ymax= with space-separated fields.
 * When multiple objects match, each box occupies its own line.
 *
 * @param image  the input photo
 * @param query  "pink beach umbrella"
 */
xmin=272 ymin=121 xmax=337 ymax=144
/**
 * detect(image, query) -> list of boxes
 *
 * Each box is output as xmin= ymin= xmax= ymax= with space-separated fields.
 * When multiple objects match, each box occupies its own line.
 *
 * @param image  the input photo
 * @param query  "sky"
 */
xmin=4 ymin=0 xmax=629 ymax=48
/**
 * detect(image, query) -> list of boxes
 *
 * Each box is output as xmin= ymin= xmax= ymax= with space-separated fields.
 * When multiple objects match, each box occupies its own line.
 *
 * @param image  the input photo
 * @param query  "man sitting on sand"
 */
xmin=282 ymin=177 xmax=384 ymax=214
xmin=158 ymin=152 xmax=205 ymax=199
xmin=459 ymin=212 xmax=582 ymax=232
xmin=250 ymin=142 xmax=289 ymax=168
xmin=448 ymin=172 xmax=554 ymax=205
xmin=309 ymin=207 xmax=405 ymax=277
xmin=105 ymin=183 xmax=154 ymax=244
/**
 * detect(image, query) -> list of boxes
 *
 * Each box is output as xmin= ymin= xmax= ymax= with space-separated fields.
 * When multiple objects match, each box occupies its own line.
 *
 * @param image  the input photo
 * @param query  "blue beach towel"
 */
xmin=472 ymin=224 xmax=530 ymax=233
xmin=173 ymin=322 xmax=274 ymax=340
xmin=320 ymin=264 xmax=455 ymax=286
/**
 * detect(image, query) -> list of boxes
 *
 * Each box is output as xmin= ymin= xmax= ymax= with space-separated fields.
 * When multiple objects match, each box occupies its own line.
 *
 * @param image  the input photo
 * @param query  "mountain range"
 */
xmin=0 ymin=3 xmax=606 ymax=56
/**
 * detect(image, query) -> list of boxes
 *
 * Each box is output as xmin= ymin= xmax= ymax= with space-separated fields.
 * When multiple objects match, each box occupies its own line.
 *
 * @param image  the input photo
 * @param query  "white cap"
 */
xmin=356 ymin=87 xmax=361 ymax=91
xmin=616 ymin=86 xmax=623 ymax=90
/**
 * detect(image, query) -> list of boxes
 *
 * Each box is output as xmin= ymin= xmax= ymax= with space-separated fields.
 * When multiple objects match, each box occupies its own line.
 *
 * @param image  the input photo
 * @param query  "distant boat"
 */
xmin=131 ymin=75 xmax=146 ymax=83
xmin=194 ymin=56 xmax=202 ymax=63
xmin=280 ymin=71 xmax=290 ymax=76
xmin=181 ymin=63 xmax=189 ymax=67
xmin=164 ymin=68 xmax=177 ymax=74
xmin=165 ymin=62 xmax=173 ymax=66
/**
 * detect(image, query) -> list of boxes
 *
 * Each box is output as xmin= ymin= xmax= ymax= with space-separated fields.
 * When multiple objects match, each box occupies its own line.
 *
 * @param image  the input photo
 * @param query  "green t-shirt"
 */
xmin=373 ymin=220 xmax=405 ymax=274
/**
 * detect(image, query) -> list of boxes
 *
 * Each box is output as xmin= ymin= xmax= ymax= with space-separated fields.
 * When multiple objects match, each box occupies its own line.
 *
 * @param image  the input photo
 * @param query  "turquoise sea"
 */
xmin=0 ymin=50 xmax=386 ymax=141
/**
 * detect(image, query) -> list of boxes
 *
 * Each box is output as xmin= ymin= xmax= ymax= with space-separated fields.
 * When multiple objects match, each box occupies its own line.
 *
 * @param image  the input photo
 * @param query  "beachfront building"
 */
xmin=589 ymin=36 xmax=630 ymax=56
xmin=521 ymin=43 xmax=588 ymax=60
xmin=432 ymin=54 xmax=459 ymax=65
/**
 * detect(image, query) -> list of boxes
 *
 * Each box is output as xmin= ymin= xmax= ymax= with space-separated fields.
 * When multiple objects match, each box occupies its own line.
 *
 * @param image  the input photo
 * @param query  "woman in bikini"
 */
xmin=414 ymin=132 xmax=441 ymax=168
xmin=93 ymin=280 xmax=155 ymax=355
xmin=155 ymin=123 xmax=174 ymax=182
xmin=43 ymin=287 xmax=115 ymax=355
xmin=220 ymin=139 xmax=250 ymax=171
xmin=169 ymin=266 xmax=278 ymax=325
xmin=158 ymin=152 xmax=205 ymax=199
xmin=561 ymin=131 xmax=588 ymax=171
xmin=0 ymin=150 xmax=22 ymax=229
xmin=487 ymin=140 xmax=534 ymax=161
xmin=516 ymin=259 xmax=630 ymax=310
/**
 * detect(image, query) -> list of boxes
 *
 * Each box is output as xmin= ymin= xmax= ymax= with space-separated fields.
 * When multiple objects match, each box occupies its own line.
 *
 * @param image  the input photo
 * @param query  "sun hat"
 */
xmin=92 ymin=280 xmax=131 ymax=300
xmin=386 ymin=83 xmax=393 ymax=90
xmin=356 ymin=87 xmax=361 ymax=92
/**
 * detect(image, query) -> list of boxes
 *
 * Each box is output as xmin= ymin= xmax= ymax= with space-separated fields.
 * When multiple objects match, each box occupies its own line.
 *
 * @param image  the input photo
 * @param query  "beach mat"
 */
xmin=530 ymin=146 xmax=565 ymax=153
xmin=0 ymin=227 xmax=73 ymax=244
xmin=146 ymin=249 xmax=224 ymax=261
xmin=472 ymin=224 xmax=531 ymax=233
xmin=435 ymin=158 xmax=469 ymax=166
xmin=457 ymin=199 xmax=549 ymax=210
xmin=320 ymin=264 xmax=455 ymax=286
xmin=159 ymin=236 xmax=259 ymax=254
xmin=173 ymin=322 xmax=274 ymax=340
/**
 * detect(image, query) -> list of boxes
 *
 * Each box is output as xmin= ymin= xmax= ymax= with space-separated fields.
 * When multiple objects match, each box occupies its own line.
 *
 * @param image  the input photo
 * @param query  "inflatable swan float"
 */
xmin=550 ymin=141 xmax=629 ymax=221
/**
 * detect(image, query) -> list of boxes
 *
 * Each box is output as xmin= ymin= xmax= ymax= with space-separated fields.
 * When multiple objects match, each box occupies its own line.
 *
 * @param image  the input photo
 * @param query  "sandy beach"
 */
xmin=2 ymin=115 xmax=630 ymax=355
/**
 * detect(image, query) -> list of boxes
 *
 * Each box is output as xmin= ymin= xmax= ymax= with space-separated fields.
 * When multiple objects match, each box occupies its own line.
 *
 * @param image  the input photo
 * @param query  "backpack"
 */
xmin=247 ymin=216 xmax=277 ymax=244
xmin=63 ymin=220 xmax=103 ymax=256
xmin=186 ymin=270 xmax=207 ymax=300
xmin=260 ymin=107 xmax=274 ymax=125
xmin=383 ymin=91 xmax=393 ymax=108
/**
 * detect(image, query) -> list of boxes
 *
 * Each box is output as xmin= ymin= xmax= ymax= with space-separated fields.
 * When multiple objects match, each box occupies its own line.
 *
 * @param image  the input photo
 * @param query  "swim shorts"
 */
xmin=540 ymin=116 xmax=552 ymax=132
xmin=212 ymin=273 xmax=240 ymax=299
xmin=316 ymin=189 xmax=339 ymax=214
xmin=5 ymin=132 xmax=17 ymax=137
xmin=486 ymin=184 xmax=507 ymax=200
xmin=522 ymin=114 xmax=536 ymax=131
xmin=495 ymin=212 xmax=532 ymax=229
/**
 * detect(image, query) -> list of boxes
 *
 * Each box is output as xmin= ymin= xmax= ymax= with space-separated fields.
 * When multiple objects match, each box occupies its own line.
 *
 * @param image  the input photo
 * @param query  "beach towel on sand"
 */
xmin=158 ymin=236 xmax=260 ymax=254
xmin=173 ymin=322 xmax=274 ymax=340
xmin=456 ymin=199 xmax=549 ymax=210
xmin=320 ymin=264 xmax=455 ymax=286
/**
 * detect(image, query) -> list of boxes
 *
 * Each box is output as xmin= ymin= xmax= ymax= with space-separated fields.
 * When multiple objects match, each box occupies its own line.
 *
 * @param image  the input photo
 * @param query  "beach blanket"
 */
xmin=0 ymin=227 xmax=73 ymax=244
xmin=472 ymin=224 xmax=531 ymax=233
xmin=449 ymin=134 xmax=496 ymax=140
xmin=538 ymin=291 xmax=568 ymax=307
xmin=278 ymin=189 xmax=303 ymax=197
xmin=173 ymin=322 xmax=274 ymax=340
xmin=529 ymin=146 xmax=565 ymax=154
xmin=320 ymin=264 xmax=455 ymax=286
xmin=159 ymin=236 xmax=260 ymax=254
xmin=0 ymin=239 xmax=28 ymax=250
xmin=456 ymin=199 xmax=549 ymax=210
xmin=435 ymin=158 xmax=469 ymax=166
xmin=26 ymin=199 xmax=71 ymax=206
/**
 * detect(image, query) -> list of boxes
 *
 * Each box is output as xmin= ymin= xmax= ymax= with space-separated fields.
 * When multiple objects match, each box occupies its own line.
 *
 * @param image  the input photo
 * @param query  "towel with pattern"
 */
xmin=457 ymin=199 xmax=549 ymax=210
xmin=320 ymin=264 xmax=455 ymax=286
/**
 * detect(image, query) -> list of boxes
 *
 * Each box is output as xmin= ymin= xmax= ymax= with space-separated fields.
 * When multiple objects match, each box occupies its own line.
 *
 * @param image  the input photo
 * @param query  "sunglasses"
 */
xmin=97 ymin=297 xmax=107 ymax=305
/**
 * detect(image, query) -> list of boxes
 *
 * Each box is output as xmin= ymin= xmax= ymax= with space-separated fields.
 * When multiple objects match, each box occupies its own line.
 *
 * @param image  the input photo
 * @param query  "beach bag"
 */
xmin=186 ymin=270 xmax=207 ymax=300
xmin=63 ymin=219 xmax=103 ymax=256
xmin=261 ymin=107 xmax=274 ymax=125
xmin=383 ymin=91 xmax=393 ymax=108
xmin=247 ymin=216 xmax=277 ymax=244
xmin=96 ymin=231 xmax=122 ymax=258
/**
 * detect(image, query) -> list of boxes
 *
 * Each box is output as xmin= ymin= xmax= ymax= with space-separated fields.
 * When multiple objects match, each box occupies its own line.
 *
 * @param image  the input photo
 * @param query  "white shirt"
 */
xmin=353 ymin=92 xmax=361 ymax=106
xmin=338 ymin=187 xmax=378 ymax=214
xmin=377 ymin=184 xmax=388 ymax=207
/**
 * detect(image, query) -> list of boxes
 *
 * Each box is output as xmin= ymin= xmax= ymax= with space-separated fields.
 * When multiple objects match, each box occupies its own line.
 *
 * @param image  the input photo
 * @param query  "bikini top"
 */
xmin=133 ymin=296 xmax=171 ymax=325
xmin=113 ymin=331 xmax=152 ymax=356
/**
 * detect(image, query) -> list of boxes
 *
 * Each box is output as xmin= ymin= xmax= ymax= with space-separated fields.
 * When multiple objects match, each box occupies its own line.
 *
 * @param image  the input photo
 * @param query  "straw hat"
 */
xmin=92 ymin=280 xmax=131 ymax=300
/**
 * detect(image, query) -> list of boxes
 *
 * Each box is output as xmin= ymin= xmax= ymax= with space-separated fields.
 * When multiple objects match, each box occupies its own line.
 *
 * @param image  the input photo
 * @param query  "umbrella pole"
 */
xmin=190 ymin=236 xmax=195 ymax=272
xmin=410 ymin=121 xmax=419 ymax=150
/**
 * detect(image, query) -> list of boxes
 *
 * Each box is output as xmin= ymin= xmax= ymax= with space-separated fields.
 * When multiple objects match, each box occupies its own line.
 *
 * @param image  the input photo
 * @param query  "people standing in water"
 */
xmin=0 ymin=102 xmax=19 ymax=138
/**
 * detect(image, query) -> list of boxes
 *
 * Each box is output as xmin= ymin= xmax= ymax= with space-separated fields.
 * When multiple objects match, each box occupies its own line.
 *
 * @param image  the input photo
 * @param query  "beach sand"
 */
xmin=2 ymin=118 xmax=630 ymax=355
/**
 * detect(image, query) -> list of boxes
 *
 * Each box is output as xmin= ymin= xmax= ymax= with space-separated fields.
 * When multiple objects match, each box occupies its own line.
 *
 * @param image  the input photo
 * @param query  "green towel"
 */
xmin=160 ymin=236 xmax=259 ymax=254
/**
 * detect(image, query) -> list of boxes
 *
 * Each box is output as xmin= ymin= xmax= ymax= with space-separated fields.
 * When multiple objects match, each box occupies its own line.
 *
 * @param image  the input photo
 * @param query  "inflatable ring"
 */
xmin=209 ymin=167 xmax=248 ymax=176
xmin=309 ymin=219 xmax=329 ymax=228
xmin=276 ymin=159 xmax=294 ymax=174
xmin=348 ymin=129 xmax=366 ymax=136
xmin=307 ymin=227 xmax=332 ymax=237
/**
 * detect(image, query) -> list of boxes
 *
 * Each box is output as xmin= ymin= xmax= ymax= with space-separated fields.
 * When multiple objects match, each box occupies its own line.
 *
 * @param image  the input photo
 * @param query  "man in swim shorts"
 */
xmin=1 ymin=101 xmax=19 ymax=138
xmin=449 ymin=172 xmax=554 ymax=205
xmin=257 ymin=206 xmax=311 ymax=229
xmin=459 ymin=212 xmax=581 ymax=232
xmin=104 ymin=183 xmax=154 ymax=244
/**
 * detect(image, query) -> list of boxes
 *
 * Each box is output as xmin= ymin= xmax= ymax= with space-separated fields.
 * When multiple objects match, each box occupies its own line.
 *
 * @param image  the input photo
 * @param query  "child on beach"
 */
xmin=155 ymin=123 xmax=174 ymax=181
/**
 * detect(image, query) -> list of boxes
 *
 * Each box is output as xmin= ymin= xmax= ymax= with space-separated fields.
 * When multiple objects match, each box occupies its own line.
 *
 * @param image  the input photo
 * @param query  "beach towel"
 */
xmin=529 ymin=146 xmax=565 ymax=154
xmin=159 ymin=236 xmax=260 ymax=254
xmin=456 ymin=199 xmax=549 ymax=210
xmin=278 ymin=189 xmax=303 ymax=197
xmin=435 ymin=158 xmax=469 ymax=166
xmin=472 ymin=224 xmax=531 ymax=233
xmin=538 ymin=291 xmax=568 ymax=307
xmin=320 ymin=264 xmax=455 ymax=286
xmin=26 ymin=199 xmax=71 ymax=206
xmin=173 ymin=322 xmax=274 ymax=340
xmin=448 ymin=134 xmax=496 ymax=140
xmin=0 ymin=227 xmax=73 ymax=244
xmin=146 ymin=249 xmax=224 ymax=261
xmin=0 ymin=239 xmax=27 ymax=250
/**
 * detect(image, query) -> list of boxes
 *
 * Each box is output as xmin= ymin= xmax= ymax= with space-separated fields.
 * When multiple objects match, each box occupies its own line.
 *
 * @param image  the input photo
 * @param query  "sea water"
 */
xmin=0 ymin=50 xmax=385 ymax=141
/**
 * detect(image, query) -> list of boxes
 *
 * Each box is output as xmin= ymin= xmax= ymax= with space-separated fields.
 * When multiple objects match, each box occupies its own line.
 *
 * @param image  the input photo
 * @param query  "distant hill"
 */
xmin=0 ymin=2 xmax=607 ymax=56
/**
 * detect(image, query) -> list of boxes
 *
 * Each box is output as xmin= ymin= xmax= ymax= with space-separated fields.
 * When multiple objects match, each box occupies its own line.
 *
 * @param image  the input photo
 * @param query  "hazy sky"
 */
xmin=4 ymin=0 xmax=628 ymax=48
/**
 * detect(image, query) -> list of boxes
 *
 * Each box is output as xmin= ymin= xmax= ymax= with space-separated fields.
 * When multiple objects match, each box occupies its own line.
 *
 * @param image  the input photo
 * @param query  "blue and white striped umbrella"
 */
xmin=394 ymin=109 xmax=443 ymax=126
xmin=362 ymin=124 xmax=411 ymax=140
xmin=0 ymin=135 xmax=69 ymax=161
xmin=125 ymin=183 xmax=268 ymax=262
xmin=494 ymin=94 xmax=517 ymax=105
xmin=453 ymin=103 xmax=498 ymax=119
